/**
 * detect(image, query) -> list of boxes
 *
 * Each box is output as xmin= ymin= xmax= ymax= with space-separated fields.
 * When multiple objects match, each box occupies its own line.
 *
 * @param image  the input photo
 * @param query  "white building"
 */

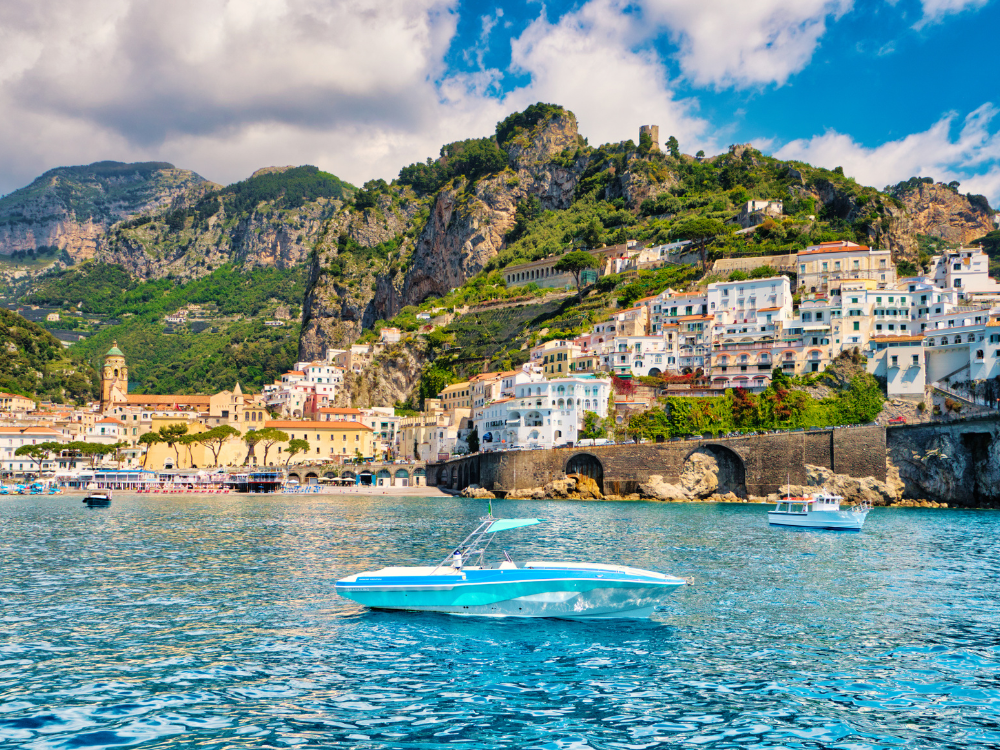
xmin=475 ymin=375 xmax=611 ymax=451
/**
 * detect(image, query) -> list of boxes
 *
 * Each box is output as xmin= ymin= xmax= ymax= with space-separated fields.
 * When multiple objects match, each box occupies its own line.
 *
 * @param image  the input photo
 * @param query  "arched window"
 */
xmin=976 ymin=350 xmax=984 ymax=359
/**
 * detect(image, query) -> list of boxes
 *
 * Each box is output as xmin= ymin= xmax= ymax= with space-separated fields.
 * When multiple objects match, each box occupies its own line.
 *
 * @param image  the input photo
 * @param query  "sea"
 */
xmin=1 ymin=493 xmax=998 ymax=749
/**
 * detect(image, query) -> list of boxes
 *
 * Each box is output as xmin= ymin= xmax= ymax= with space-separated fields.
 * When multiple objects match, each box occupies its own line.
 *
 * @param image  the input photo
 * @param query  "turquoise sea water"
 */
xmin=1 ymin=494 xmax=998 ymax=749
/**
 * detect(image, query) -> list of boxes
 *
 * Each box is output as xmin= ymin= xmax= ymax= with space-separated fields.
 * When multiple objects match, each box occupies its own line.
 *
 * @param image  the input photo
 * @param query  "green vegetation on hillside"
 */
xmin=25 ymin=263 xmax=306 ymax=319
xmin=72 ymin=320 xmax=300 ymax=395
xmin=0 ymin=308 xmax=97 ymax=402
xmin=627 ymin=371 xmax=884 ymax=440
xmin=21 ymin=263 xmax=307 ymax=394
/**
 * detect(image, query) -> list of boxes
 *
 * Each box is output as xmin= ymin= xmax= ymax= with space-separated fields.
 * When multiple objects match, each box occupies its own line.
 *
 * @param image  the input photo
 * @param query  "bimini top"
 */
xmin=487 ymin=518 xmax=540 ymax=534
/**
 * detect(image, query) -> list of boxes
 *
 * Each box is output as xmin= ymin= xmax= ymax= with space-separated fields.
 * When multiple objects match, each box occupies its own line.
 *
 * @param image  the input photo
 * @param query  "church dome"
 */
xmin=106 ymin=340 xmax=124 ymax=357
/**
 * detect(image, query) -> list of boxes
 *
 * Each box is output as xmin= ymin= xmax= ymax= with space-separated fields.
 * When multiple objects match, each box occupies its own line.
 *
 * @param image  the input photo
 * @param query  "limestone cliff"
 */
xmin=298 ymin=111 xmax=585 ymax=359
xmin=891 ymin=182 xmax=995 ymax=246
xmin=330 ymin=339 xmax=430 ymax=408
xmin=888 ymin=425 xmax=1000 ymax=506
xmin=0 ymin=161 xmax=208 ymax=262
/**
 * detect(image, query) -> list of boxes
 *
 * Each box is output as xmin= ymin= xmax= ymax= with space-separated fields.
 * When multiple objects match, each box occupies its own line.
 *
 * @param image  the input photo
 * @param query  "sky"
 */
xmin=0 ymin=0 xmax=998 ymax=206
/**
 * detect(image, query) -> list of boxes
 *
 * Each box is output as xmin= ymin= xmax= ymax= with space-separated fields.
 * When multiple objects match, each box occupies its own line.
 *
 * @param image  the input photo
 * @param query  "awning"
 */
xmin=487 ymin=518 xmax=541 ymax=533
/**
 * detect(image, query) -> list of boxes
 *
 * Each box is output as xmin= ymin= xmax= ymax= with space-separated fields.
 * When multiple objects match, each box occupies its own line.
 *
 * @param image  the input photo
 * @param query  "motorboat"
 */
xmin=768 ymin=489 xmax=870 ymax=531
xmin=335 ymin=514 xmax=686 ymax=618
xmin=83 ymin=490 xmax=112 ymax=507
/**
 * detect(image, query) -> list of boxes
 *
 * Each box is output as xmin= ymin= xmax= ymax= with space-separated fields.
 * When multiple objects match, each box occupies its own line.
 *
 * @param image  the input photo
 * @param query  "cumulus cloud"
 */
xmin=775 ymin=104 xmax=1000 ymax=204
xmin=0 ymin=0 xmax=716 ymax=195
xmin=914 ymin=0 xmax=990 ymax=30
xmin=505 ymin=0 xmax=710 ymax=151
xmin=639 ymin=0 xmax=853 ymax=87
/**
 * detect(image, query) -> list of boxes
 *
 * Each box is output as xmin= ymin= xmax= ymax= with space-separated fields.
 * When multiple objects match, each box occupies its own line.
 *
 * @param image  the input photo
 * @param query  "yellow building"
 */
xmin=264 ymin=420 xmax=375 ymax=464
xmin=0 ymin=392 xmax=36 ymax=412
xmin=438 ymin=381 xmax=472 ymax=410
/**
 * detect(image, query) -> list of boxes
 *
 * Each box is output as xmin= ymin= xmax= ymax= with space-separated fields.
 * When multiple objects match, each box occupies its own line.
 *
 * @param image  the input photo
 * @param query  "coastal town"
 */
xmin=4 ymin=235 xmax=1000 ymax=489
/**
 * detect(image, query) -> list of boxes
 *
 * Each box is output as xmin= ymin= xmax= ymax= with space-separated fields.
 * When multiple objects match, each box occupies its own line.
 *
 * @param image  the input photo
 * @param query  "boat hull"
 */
xmin=336 ymin=563 xmax=685 ymax=619
xmin=768 ymin=509 xmax=867 ymax=530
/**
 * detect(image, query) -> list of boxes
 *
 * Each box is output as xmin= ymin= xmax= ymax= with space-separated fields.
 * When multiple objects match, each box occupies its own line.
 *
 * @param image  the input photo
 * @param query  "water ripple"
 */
xmin=1 ymin=495 xmax=999 ymax=748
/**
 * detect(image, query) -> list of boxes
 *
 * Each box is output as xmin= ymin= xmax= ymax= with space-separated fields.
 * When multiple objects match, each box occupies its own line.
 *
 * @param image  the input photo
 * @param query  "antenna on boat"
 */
xmin=488 ymin=499 xmax=493 ymax=518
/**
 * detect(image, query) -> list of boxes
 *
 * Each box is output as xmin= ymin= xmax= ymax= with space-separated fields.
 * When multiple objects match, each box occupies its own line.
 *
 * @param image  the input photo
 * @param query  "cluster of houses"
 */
xmin=540 ymin=239 xmax=1000 ymax=403
xmin=6 ymin=235 xmax=1000 ymax=477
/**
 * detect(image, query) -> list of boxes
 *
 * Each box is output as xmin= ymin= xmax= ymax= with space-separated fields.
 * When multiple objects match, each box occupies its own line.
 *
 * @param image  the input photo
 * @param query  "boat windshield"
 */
xmin=487 ymin=518 xmax=540 ymax=533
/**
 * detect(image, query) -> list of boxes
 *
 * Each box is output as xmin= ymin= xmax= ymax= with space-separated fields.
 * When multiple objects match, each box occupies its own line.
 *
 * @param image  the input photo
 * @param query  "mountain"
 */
xmin=0 ymin=307 xmax=98 ymax=403
xmin=0 ymin=161 xmax=210 ymax=262
xmin=297 ymin=105 xmax=997 ymax=360
xmin=95 ymin=165 xmax=354 ymax=282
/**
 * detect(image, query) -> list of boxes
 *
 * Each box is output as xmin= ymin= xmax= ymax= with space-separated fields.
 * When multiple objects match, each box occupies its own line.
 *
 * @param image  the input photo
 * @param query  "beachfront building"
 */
xmin=262 ymin=419 xmax=375 ymax=464
xmin=0 ymin=425 xmax=67 ymax=476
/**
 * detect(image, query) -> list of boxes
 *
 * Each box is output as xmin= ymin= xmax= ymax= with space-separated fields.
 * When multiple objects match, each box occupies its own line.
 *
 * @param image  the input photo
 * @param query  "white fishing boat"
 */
xmin=336 ymin=513 xmax=686 ymax=618
xmin=768 ymin=489 xmax=871 ymax=531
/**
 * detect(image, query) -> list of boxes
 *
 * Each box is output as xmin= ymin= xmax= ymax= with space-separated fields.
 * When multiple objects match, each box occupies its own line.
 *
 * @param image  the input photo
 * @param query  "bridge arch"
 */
xmin=566 ymin=452 xmax=604 ymax=493
xmin=685 ymin=444 xmax=747 ymax=497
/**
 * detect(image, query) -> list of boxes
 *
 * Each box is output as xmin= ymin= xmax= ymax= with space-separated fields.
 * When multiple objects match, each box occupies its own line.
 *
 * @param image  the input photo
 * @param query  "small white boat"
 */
xmin=336 ymin=514 xmax=686 ymax=618
xmin=768 ymin=489 xmax=870 ymax=531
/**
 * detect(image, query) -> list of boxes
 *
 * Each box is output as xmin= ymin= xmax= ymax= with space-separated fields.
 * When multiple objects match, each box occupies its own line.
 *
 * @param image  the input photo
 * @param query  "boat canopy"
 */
xmin=487 ymin=518 xmax=540 ymax=534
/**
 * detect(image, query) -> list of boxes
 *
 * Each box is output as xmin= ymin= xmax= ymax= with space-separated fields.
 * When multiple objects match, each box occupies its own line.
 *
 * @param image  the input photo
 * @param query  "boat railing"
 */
xmin=851 ymin=499 xmax=873 ymax=513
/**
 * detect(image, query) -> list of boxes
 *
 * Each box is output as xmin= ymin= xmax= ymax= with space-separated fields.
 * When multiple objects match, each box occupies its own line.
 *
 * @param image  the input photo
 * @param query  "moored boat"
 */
xmin=768 ymin=489 xmax=870 ymax=530
xmin=83 ymin=490 xmax=112 ymax=507
xmin=336 ymin=514 xmax=686 ymax=619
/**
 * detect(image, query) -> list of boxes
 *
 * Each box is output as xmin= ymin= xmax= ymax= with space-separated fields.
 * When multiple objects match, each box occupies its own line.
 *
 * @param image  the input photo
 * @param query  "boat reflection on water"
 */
xmin=336 ymin=513 xmax=686 ymax=619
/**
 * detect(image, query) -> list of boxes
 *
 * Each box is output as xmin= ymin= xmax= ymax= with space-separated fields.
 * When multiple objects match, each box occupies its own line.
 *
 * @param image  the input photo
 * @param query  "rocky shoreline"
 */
xmin=458 ymin=458 xmax=959 ymax=509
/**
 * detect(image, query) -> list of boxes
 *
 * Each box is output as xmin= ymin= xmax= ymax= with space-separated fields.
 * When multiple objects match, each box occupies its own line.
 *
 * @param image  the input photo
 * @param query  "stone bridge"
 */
xmin=430 ymin=425 xmax=887 ymax=497
xmin=287 ymin=462 xmax=428 ymax=487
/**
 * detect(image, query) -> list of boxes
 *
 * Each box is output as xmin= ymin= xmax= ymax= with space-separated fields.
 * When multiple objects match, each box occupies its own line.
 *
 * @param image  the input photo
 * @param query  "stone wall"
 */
xmin=435 ymin=425 xmax=887 ymax=497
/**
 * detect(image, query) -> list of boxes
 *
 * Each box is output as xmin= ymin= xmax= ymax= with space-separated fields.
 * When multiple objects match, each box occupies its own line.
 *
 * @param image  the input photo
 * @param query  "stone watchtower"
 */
xmin=100 ymin=340 xmax=128 ymax=412
xmin=639 ymin=125 xmax=660 ymax=152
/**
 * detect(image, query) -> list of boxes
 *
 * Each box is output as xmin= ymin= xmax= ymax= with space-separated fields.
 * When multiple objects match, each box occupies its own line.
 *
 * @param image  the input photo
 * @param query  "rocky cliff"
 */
xmin=298 ymin=111 xmax=585 ymax=359
xmin=0 ymin=161 xmax=208 ymax=261
xmin=892 ymin=182 xmax=996 ymax=246
xmin=330 ymin=339 xmax=431 ymax=408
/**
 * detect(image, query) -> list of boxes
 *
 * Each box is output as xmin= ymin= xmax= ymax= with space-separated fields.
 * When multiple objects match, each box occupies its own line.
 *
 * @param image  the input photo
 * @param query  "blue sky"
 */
xmin=0 ymin=0 xmax=997 ymax=205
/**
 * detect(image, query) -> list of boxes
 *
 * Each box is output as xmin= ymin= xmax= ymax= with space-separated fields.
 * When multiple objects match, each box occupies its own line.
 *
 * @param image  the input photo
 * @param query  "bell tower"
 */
xmin=101 ymin=340 xmax=129 ymax=412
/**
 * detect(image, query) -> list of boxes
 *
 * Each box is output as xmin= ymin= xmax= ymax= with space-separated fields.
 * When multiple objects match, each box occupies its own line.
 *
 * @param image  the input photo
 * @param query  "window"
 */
xmin=912 ymin=355 xmax=919 ymax=365
xmin=891 ymin=356 xmax=898 ymax=367
xmin=853 ymin=321 xmax=860 ymax=331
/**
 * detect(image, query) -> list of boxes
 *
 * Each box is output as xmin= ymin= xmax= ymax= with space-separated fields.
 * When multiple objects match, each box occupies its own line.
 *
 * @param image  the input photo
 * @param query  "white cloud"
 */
xmin=505 ymin=0 xmax=710 ymax=151
xmin=914 ymin=0 xmax=990 ymax=30
xmin=638 ymin=0 xmax=853 ymax=87
xmin=774 ymin=104 xmax=1000 ymax=204
xmin=0 ymin=0 xmax=716 ymax=195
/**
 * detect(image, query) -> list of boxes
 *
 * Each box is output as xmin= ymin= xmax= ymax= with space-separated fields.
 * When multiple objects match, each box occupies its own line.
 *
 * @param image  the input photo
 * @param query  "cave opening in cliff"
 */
xmin=690 ymin=445 xmax=747 ymax=497
xmin=961 ymin=432 xmax=995 ymax=501
xmin=566 ymin=453 xmax=604 ymax=494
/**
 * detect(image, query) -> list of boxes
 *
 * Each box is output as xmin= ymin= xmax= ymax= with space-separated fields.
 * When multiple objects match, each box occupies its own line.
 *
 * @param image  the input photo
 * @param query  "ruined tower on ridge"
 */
xmin=639 ymin=125 xmax=660 ymax=152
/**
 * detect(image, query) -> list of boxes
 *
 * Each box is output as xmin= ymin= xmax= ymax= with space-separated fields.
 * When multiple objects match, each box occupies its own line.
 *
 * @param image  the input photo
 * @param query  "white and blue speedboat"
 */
xmin=335 ymin=515 xmax=686 ymax=619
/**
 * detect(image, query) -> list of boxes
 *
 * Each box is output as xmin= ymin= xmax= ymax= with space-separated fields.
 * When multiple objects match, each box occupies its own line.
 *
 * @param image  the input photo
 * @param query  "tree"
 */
xmin=581 ymin=217 xmax=603 ymax=248
xmin=467 ymin=427 xmax=479 ymax=454
xmin=696 ymin=149 xmax=705 ymax=159
xmin=243 ymin=430 xmax=262 ymax=466
xmin=157 ymin=424 xmax=189 ymax=468
xmin=554 ymin=250 xmax=600 ymax=302
xmin=110 ymin=440 xmax=128 ymax=469
xmin=285 ymin=438 xmax=310 ymax=467
xmin=638 ymin=130 xmax=653 ymax=155
xmin=137 ymin=431 xmax=161 ymax=469
xmin=14 ymin=441 xmax=60 ymax=474
xmin=199 ymin=425 xmax=240 ymax=467
xmin=580 ymin=411 xmax=608 ymax=441
xmin=666 ymin=135 xmax=680 ymax=159
xmin=672 ymin=217 xmax=727 ymax=269
xmin=255 ymin=427 xmax=288 ymax=466
xmin=179 ymin=434 xmax=200 ymax=468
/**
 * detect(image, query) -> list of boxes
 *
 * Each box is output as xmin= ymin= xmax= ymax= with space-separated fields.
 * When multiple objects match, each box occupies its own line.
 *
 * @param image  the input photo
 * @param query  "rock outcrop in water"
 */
xmin=504 ymin=474 xmax=603 ymax=500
